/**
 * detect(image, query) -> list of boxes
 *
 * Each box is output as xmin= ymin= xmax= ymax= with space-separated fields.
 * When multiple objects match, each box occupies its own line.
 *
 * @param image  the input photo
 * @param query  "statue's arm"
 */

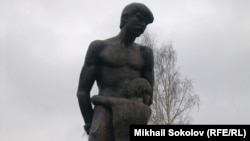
xmin=141 ymin=46 xmax=154 ymax=106
xmin=91 ymin=95 xmax=113 ymax=107
xmin=76 ymin=40 xmax=102 ymax=133
xmin=91 ymin=95 xmax=126 ymax=107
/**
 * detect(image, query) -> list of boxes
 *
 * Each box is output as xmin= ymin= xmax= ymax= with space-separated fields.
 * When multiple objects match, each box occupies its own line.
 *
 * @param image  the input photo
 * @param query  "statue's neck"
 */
xmin=118 ymin=29 xmax=136 ymax=47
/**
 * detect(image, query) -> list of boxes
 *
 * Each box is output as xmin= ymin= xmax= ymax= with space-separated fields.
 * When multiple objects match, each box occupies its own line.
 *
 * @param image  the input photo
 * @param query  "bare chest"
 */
xmin=99 ymin=46 xmax=144 ymax=69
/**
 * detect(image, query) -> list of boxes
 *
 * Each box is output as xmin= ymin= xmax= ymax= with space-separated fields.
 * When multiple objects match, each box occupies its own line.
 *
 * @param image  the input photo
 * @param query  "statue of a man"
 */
xmin=77 ymin=2 xmax=154 ymax=141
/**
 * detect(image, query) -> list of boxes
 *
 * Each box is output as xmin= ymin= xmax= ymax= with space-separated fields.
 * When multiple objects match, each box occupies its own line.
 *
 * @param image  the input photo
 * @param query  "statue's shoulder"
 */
xmin=85 ymin=40 xmax=106 ymax=58
xmin=89 ymin=40 xmax=105 ymax=49
xmin=88 ymin=37 xmax=121 ymax=54
xmin=136 ymin=43 xmax=153 ymax=55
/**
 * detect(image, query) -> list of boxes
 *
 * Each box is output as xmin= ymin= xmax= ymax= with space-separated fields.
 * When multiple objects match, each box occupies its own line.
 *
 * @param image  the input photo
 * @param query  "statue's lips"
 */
xmin=135 ymin=26 xmax=145 ymax=32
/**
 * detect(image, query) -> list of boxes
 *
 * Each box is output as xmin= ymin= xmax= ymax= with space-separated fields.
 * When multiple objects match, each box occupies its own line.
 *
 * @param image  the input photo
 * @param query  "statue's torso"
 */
xmin=97 ymin=41 xmax=145 ymax=98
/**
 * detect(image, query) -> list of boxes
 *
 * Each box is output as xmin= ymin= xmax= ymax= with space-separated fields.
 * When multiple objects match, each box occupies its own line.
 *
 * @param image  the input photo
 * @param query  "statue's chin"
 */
xmin=135 ymin=30 xmax=145 ymax=37
xmin=134 ymin=32 xmax=143 ymax=37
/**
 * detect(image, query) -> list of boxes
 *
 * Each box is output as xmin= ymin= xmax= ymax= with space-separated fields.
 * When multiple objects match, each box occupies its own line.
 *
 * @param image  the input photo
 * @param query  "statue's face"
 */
xmin=125 ymin=12 xmax=148 ymax=37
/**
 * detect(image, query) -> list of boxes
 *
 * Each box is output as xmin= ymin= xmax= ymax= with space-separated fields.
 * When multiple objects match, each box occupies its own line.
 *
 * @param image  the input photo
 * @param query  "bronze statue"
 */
xmin=77 ymin=2 xmax=154 ymax=141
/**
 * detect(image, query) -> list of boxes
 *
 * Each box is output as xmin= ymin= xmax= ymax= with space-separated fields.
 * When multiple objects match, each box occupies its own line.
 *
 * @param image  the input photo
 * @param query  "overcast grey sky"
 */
xmin=1 ymin=0 xmax=250 ymax=141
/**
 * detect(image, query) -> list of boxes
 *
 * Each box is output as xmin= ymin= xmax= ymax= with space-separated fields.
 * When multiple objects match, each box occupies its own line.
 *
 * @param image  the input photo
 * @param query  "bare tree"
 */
xmin=138 ymin=32 xmax=199 ymax=124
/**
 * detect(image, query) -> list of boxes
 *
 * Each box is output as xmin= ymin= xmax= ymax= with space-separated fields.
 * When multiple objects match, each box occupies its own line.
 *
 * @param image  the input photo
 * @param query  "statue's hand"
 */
xmin=91 ymin=95 xmax=98 ymax=105
xmin=84 ymin=123 xmax=91 ymax=135
xmin=91 ymin=95 xmax=103 ymax=105
xmin=143 ymin=94 xmax=152 ymax=106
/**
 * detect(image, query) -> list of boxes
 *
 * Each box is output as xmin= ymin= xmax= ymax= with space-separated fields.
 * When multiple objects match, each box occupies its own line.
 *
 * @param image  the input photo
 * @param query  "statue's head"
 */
xmin=120 ymin=3 xmax=154 ymax=29
xmin=127 ymin=78 xmax=153 ymax=99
